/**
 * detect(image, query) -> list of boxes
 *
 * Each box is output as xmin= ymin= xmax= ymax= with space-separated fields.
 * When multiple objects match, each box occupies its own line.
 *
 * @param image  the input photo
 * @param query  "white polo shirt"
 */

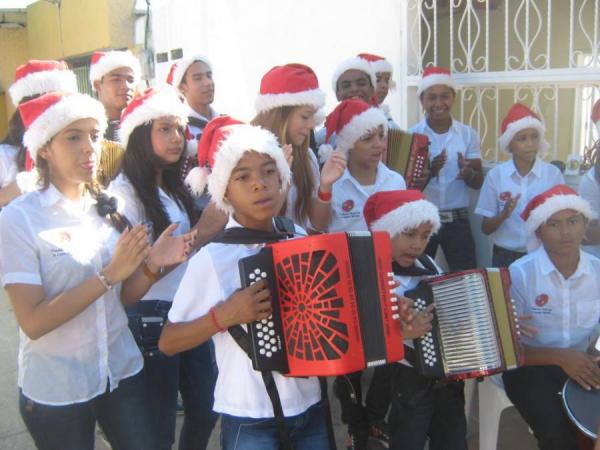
xmin=168 ymin=216 xmax=321 ymax=418
xmin=578 ymin=167 xmax=600 ymax=258
xmin=409 ymin=118 xmax=481 ymax=210
xmin=329 ymin=162 xmax=406 ymax=232
xmin=509 ymin=246 xmax=600 ymax=351
xmin=0 ymin=143 xmax=18 ymax=188
xmin=475 ymin=158 xmax=564 ymax=252
xmin=107 ymin=174 xmax=191 ymax=302
xmin=0 ymin=185 xmax=143 ymax=405
xmin=285 ymin=149 xmax=320 ymax=230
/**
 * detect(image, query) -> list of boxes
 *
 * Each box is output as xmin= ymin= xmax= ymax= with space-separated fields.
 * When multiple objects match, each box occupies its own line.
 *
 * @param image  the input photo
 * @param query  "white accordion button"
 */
xmin=266 ymin=351 xmax=272 ymax=357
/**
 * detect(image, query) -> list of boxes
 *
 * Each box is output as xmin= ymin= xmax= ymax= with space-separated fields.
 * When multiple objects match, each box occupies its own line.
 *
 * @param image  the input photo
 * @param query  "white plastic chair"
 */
xmin=478 ymin=374 xmax=514 ymax=450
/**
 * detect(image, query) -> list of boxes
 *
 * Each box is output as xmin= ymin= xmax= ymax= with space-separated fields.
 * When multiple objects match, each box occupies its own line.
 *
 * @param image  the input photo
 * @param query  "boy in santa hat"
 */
xmin=357 ymin=53 xmax=400 ymax=130
xmin=410 ymin=67 xmax=482 ymax=272
xmin=90 ymin=50 xmax=141 ymax=141
xmin=160 ymin=117 xmax=330 ymax=450
xmin=503 ymin=185 xmax=600 ymax=450
xmin=475 ymin=103 xmax=564 ymax=267
xmin=364 ymin=190 xmax=469 ymax=450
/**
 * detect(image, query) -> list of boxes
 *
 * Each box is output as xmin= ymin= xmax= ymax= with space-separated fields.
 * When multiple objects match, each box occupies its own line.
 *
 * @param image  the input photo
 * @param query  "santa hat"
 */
xmin=166 ymin=62 xmax=178 ymax=86
xmin=591 ymin=98 xmax=600 ymax=136
xmin=255 ymin=63 xmax=325 ymax=114
xmin=318 ymin=99 xmax=387 ymax=162
xmin=8 ymin=60 xmax=78 ymax=106
xmin=89 ymin=50 xmax=141 ymax=90
xmin=521 ymin=184 xmax=595 ymax=251
xmin=364 ymin=190 xmax=441 ymax=238
xmin=18 ymin=91 xmax=107 ymax=163
xmin=357 ymin=53 xmax=396 ymax=89
xmin=499 ymin=103 xmax=549 ymax=155
xmin=119 ymin=88 xmax=188 ymax=149
xmin=416 ymin=66 xmax=458 ymax=97
xmin=185 ymin=116 xmax=291 ymax=212
xmin=331 ymin=56 xmax=377 ymax=92
xmin=169 ymin=55 xmax=212 ymax=91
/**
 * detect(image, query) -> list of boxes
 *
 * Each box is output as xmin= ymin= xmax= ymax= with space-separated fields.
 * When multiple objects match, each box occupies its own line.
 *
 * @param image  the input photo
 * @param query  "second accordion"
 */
xmin=404 ymin=268 xmax=524 ymax=380
xmin=238 ymin=232 xmax=404 ymax=377
xmin=386 ymin=129 xmax=429 ymax=190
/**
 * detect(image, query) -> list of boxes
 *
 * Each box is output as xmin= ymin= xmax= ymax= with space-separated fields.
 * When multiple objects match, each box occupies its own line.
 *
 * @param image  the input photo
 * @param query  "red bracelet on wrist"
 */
xmin=209 ymin=307 xmax=225 ymax=332
xmin=317 ymin=188 xmax=332 ymax=202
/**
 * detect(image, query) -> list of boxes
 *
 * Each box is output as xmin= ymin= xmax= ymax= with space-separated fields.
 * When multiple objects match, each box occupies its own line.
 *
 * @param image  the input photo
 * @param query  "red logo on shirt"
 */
xmin=535 ymin=294 xmax=549 ymax=307
xmin=342 ymin=200 xmax=354 ymax=212
xmin=58 ymin=231 xmax=71 ymax=243
xmin=499 ymin=191 xmax=512 ymax=201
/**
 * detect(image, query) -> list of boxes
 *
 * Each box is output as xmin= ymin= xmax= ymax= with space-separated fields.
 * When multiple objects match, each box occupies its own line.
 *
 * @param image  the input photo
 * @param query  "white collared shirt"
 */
xmin=409 ymin=118 xmax=481 ymax=209
xmin=329 ymin=162 xmax=406 ymax=232
xmin=285 ymin=149 xmax=320 ymax=230
xmin=475 ymin=159 xmax=564 ymax=251
xmin=107 ymin=174 xmax=191 ymax=302
xmin=577 ymin=167 xmax=600 ymax=257
xmin=0 ymin=143 xmax=18 ymax=188
xmin=168 ymin=216 xmax=321 ymax=418
xmin=0 ymin=185 xmax=143 ymax=405
xmin=509 ymin=246 xmax=600 ymax=351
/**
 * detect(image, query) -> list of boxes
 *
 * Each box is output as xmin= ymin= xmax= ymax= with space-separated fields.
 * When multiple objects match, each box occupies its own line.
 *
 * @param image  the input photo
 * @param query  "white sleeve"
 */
xmin=474 ymin=170 xmax=498 ymax=217
xmin=168 ymin=248 xmax=223 ymax=323
xmin=106 ymin=178 xmax=145 ymax=226
xmin=508 ymin=263 xmax=527 ymax=317
xmin=465 ymin=127 xmax=482 ymax=160
xmin=0 ymin=205 xmax=42 ymax=286
xmin=578 ymin=171 xmax=600 ymax=215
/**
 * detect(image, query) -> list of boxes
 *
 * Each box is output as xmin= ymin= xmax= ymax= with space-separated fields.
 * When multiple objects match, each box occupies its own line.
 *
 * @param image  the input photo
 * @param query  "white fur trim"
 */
xmin=331 ymin=57 xmax=377 ymax=92
xmin=89 ymin=51 xmax=141 ymax=89
xmin=336 ymin=107 xmax=388 ymax=152
xmin=416 ymin=73 xmax=458 ymax=97
xmin=171 ymin=55 xmax=212 ymax=91
xmin=254 ymin=89 xmax=325 ymax=114
xmin=23 ymin=95 xmax=107 ymax=162
xmin=318 ymin=144 xmax=334 ymax=164
xmin=185 ymin=138 xmax=198 ymax=157
xmin=9 ymin=70 xmax=78 ymax=106
xmin=370 ymin=200 xmax=441 ymax=237
xmin=119 ymin=91 xmax=188 ymax=148
xmin=207 ymin=125 xmax=291 ymax=213
xmin=15 ymin=170 xmax=40 ymax=194
xmin=185 ymin=166 xmax=210 ymax=197
xmin=525 ymin=194 xmax=596 ymax=251
xmin=371 ymin=59 xmax=393 ymax=75
xmin=498 ymin=116 xmax=548 ymax=155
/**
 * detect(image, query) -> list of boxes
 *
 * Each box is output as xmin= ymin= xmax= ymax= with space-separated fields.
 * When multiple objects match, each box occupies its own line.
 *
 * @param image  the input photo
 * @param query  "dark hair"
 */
xmin=122 ymin=122 xmax=197 ymax=240
xmin=2 ymin=110 xmax=27 ymax=172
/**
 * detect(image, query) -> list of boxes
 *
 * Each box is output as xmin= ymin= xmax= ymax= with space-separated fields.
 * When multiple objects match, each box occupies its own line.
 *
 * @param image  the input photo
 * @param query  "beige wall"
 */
xmin=0 ymin=27 xmax=29 ymax=137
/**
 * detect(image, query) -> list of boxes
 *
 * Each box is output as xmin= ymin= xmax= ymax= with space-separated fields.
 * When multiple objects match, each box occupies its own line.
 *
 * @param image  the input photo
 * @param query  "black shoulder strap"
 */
xmin=211 ymin=217 xmax=297 ymax=245
xmin=228 ymin=325 xmax=293 ymax=450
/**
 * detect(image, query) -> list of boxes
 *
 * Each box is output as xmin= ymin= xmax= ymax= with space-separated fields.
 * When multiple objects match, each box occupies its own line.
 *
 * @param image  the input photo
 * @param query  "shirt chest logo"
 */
xmin=342 ymin=199 xmax=354 ymax=212
xmin=535 ymin=293 xmax=549 ymax=307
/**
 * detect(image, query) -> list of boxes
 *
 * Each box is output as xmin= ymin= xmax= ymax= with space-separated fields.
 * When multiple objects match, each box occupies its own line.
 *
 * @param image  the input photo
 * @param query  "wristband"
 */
xmin=209 ymin=307 xmax=226 ymax=332
xmin=142 ymin=261 xmax=163 ymax=284
xmin=97 ymin=271 xmax=113 ymax=291
xmin=317 ymin=188 xmax=332 ymax=202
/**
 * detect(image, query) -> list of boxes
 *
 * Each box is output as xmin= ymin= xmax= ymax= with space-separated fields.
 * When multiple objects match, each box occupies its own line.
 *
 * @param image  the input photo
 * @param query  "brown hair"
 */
xmin=251 ymin=106 xmax=314 ymax=224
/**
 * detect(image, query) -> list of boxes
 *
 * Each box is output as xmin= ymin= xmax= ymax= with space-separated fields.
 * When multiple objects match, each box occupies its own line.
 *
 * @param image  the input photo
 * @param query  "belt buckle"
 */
xmin=439 ymin=211 xmax=454 ymax=223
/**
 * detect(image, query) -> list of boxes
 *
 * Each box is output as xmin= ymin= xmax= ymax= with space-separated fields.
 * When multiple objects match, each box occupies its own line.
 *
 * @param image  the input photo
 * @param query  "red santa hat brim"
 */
xmin=171 ymin=55 xmax=212 ymax=91
xmin=332 ymin=57 xmax=377 ymax=93
xmin=416 ymin=73 xmax=458 ymax=97
xmin=119 ymin=91 xmax=189 ymax=148
xmin=524 ymin=193 xmax=595 ymax=251
xmin=370 ymin=199 xmax=441 ymax=237
xmin=335 ymin=107 xmax=388 ymax=153
xmin=498 ymin=115 xmax=549 ymax=155
xmin=254 ymin=88 xmax=325 ymax=115
xmin=186 ymin=125 xmax=291 ymax=212
xmin=9 ymin=69 xmax=78 ymax=106
xmin=89 ymin=51 xmax=141 ymax=89
xmin=22 ymin=94 xmax=107 ymax=162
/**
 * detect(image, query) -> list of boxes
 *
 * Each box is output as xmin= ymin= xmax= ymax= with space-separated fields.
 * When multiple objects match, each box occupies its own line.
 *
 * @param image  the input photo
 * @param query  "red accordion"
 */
xmin=386 ymin=129 xmax=429 ymax=190
xmin=238 ymin=232 xmax=404 ymax=377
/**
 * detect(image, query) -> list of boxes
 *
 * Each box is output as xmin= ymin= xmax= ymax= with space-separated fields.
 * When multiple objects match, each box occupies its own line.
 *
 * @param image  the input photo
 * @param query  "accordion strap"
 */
xmin=212 ymin=217 xmax=297 ymax=245
xmin=228 ymin=324 xmax=294 ymax=450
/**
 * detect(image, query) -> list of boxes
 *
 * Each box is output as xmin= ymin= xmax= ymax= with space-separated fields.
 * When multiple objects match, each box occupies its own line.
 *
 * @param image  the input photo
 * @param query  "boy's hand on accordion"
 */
xmin=217 ymin=280 xmax=272 ymax=327
xmin=517 ymin=314 xmax=538 ymax=338
xmin=402 ymin=304 xmax=435 ymax=339
xmin=558 ymin=349 xmax=600 ymax=391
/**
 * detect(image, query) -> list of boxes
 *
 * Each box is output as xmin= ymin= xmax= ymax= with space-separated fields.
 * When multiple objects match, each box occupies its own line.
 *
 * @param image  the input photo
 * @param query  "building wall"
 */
xmin=0 ymin=27 xmax=29 ymax=138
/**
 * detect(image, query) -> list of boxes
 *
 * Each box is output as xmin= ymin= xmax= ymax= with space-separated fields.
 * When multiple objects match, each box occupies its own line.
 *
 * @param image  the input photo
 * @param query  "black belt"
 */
xmin=493 ymin=245 xmax=526 ymax=259
xmin=438 ymin=208 xmax=469 ymax=223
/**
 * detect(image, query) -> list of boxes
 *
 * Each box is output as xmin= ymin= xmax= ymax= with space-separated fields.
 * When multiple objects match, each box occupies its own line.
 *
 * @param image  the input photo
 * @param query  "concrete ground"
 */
xmin=0 ymin=292 xmax=537 ymax=450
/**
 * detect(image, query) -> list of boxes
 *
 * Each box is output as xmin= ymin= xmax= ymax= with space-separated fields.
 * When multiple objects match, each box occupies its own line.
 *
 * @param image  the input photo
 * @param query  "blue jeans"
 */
xmin=425 ymin=216 xmax=477 ymax=271
xmin=127 ymin=300 xmax=179 ymax=450
xmin=19 ymin=371 xmax=159 ymax=450
xmin=178 ymin=341 xmax=218 ymax=450
xmin=220 ymin=401 xmax=329 ymax=450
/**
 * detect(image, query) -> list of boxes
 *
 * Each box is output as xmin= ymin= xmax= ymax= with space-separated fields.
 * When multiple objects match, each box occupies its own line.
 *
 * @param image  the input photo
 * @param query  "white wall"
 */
xmin=150 ymin=0 xmax=405 ymax=122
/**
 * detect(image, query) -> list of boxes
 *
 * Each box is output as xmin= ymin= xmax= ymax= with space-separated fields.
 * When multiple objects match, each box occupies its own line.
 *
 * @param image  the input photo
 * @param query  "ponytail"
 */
xmin=87 ymin=184 xmax=131 ymax=232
